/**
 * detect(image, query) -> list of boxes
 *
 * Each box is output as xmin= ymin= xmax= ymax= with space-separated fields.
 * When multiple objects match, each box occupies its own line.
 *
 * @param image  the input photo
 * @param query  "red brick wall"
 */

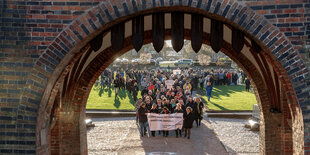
xmin=0 ymin=0 xmax=309 ymax=154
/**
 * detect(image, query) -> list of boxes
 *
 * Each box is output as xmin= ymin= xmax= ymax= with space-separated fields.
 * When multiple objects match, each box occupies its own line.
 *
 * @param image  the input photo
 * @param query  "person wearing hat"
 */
xmin=161 ymin=107 xmax=170 ymax=137
xmin=183 ymin=107 xmax=194 ymax=139
xmin=138 ymin=103 xmax=148 ymax=137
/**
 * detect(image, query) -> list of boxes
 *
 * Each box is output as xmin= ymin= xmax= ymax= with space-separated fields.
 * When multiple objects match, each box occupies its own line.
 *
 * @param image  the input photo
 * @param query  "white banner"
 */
xmin=173 ymin=69 xmax=181 ymax=75
xmin=147 ymin=113 xmax=183 ymax=131
xmin=165 ymin=80 xmax=174 ymax=90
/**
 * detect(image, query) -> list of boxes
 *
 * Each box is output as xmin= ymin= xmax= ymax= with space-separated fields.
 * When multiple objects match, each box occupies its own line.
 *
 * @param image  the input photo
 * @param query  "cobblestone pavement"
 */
xmin=87 ymin=117 xmax=228 ymax=155
xmin=207 ymin=118 xmax=260 ymax=155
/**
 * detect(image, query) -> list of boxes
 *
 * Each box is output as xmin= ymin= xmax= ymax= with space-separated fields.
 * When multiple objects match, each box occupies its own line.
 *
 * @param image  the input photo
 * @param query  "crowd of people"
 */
xmin=99 ymin=67 xmax=250 ymax=139
xmin=100 ymin=68 xmax=249 ymax=101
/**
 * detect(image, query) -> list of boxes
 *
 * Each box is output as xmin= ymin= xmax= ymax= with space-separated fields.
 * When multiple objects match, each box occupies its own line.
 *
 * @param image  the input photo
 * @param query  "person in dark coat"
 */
xmin=156 ymin=99 xmax=163 ymax=113
xmin=141 ymin=87 xmax=148 ymax=98
xmin=245 ymin=78 xmax=250 ymax=92
xmin=185 ymin=96 xmax=199 ymax=127
xmin=114 ymin=73 xmax=121 ymax=96
xmin=161 ymin=107 xmax=170 ymax=137
xmin=135 ymin=98 xmax=143 ymax=123
xmin=149 ymin=104 xmax=159 ymax=137
xmin=163 ymin=98 xmax=173 ymax=112
xmin=145 ymin=99 xmax=152 ymax=112
xmin=138 ymin=103 xmax=148 ymax=137
xmin=195 ymin=97 xmax=204 ymax=126
xmin=177 ymin=100 xmax=186 ymax=113
xmin=132 ymin=82 xmax=139 ymax=102
xmin=183 ymin=107 xmax=194 ymax=139
xmin=173 ymin=103 xmax=184 ymax=138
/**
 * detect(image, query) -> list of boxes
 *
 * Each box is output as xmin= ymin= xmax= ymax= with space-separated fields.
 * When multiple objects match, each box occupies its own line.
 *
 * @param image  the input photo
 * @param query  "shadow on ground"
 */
xmin=211 ymin=85 xmax=246 ymax=99
xmin=138 ymin=119 xmax=229 ymax=155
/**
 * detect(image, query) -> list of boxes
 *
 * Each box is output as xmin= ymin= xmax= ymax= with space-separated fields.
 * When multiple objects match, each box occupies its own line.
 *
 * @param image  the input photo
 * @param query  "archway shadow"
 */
xmin=138 ymin=118 xmax=230 ymax=155
xmin=139 ymin=117 xmax=261 ymax=154
xmin=211 ymin=85 xmax=246 ymax=99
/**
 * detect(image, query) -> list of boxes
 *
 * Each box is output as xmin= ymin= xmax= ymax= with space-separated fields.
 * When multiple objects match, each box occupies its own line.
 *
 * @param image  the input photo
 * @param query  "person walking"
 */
xmin=138 ymin=103 xmax=148 ymax=137
xmin=183 ymin=107 xmax=194 ymax=139
xmin=205 ymin=82 xmax=213 ymax=102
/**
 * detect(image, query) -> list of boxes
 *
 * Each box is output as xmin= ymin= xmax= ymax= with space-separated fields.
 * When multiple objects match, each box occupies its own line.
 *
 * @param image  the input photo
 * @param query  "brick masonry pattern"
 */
xmin=0 ymin=0 xmax=309 ymax=154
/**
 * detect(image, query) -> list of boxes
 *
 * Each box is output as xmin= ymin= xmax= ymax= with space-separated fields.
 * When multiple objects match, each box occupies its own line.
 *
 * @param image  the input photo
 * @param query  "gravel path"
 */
xmin=206 ymin=118 xmax=260 ymax=155
xmin=87 ymin=117 xmax=228 ymax=155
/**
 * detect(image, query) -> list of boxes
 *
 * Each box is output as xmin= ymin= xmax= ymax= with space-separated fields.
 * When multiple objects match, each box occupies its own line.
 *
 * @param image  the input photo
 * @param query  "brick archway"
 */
xmin=15 ymin=0 xmax=307 ymax=154
xmin=45 ymin=27 xmax=298 ymax=154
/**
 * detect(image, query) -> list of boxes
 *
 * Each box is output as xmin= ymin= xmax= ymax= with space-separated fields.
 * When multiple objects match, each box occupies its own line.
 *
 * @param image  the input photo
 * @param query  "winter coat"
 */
xmin=150 ymin=108 xmax=159 ymax=113
xmin=197 ymin=101 xmax=204 ymax=119
xmin=135 ymin=101 xmax=143 ymax=111
xmin=206 ymin=85 xmax=213 ymax=97
xmin=141 ymin=80 xmax=148 ymax=88
xmin=163 ymin=103 xmax=173 ymax=112
xmin=133 ymin=85 xmax=139 ymax=95
xmin=146 ymin=103 xmax=152 ymax=111
xmin=161 ymin=110 xmax=170 ymax=114
xmin=198 ymin=102 xmax=204 ymax=114
xmin=141 ymin=88 xmax=148 ymax=96
xmin=173 ymin=108 xmax=184 ymax=114
xmin=156 ymin=103 xmax=163 ymax=113
xmin=138 ymin=107 xmax=148 ymax=123
xmin=183 ymin=112 xmax=194 ymax=128
xmin=183 ymin=83 xmax=192 ymax=91
xmin=186 ymin=101 xmax=198 ymax=120
xmin=245 ymin=79 xmax=250 ymax=87
xmin=114 ymin=77 xmax=121 ymax=87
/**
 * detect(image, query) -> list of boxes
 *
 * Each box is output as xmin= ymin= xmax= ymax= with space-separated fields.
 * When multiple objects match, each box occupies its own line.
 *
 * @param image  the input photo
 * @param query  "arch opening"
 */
xmin=30 ymin=4 xmax=306 ymax=155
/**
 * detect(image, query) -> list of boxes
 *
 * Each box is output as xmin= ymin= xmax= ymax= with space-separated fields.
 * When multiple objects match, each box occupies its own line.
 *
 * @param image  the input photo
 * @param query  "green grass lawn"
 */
xmin=86 ymin=84 xmax=257 ymax=111
xmin=86 ymin=84 xmax=141 ymax=110
xmin=201 ymin=85 xmax=257 ymax=111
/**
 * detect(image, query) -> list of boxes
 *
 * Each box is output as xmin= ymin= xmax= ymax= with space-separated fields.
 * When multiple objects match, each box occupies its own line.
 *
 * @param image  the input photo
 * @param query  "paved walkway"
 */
xmin=87 ymin=117 xmax=228 ymax=155
xmin=207 ymin=118 xmax=259 ymax=154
